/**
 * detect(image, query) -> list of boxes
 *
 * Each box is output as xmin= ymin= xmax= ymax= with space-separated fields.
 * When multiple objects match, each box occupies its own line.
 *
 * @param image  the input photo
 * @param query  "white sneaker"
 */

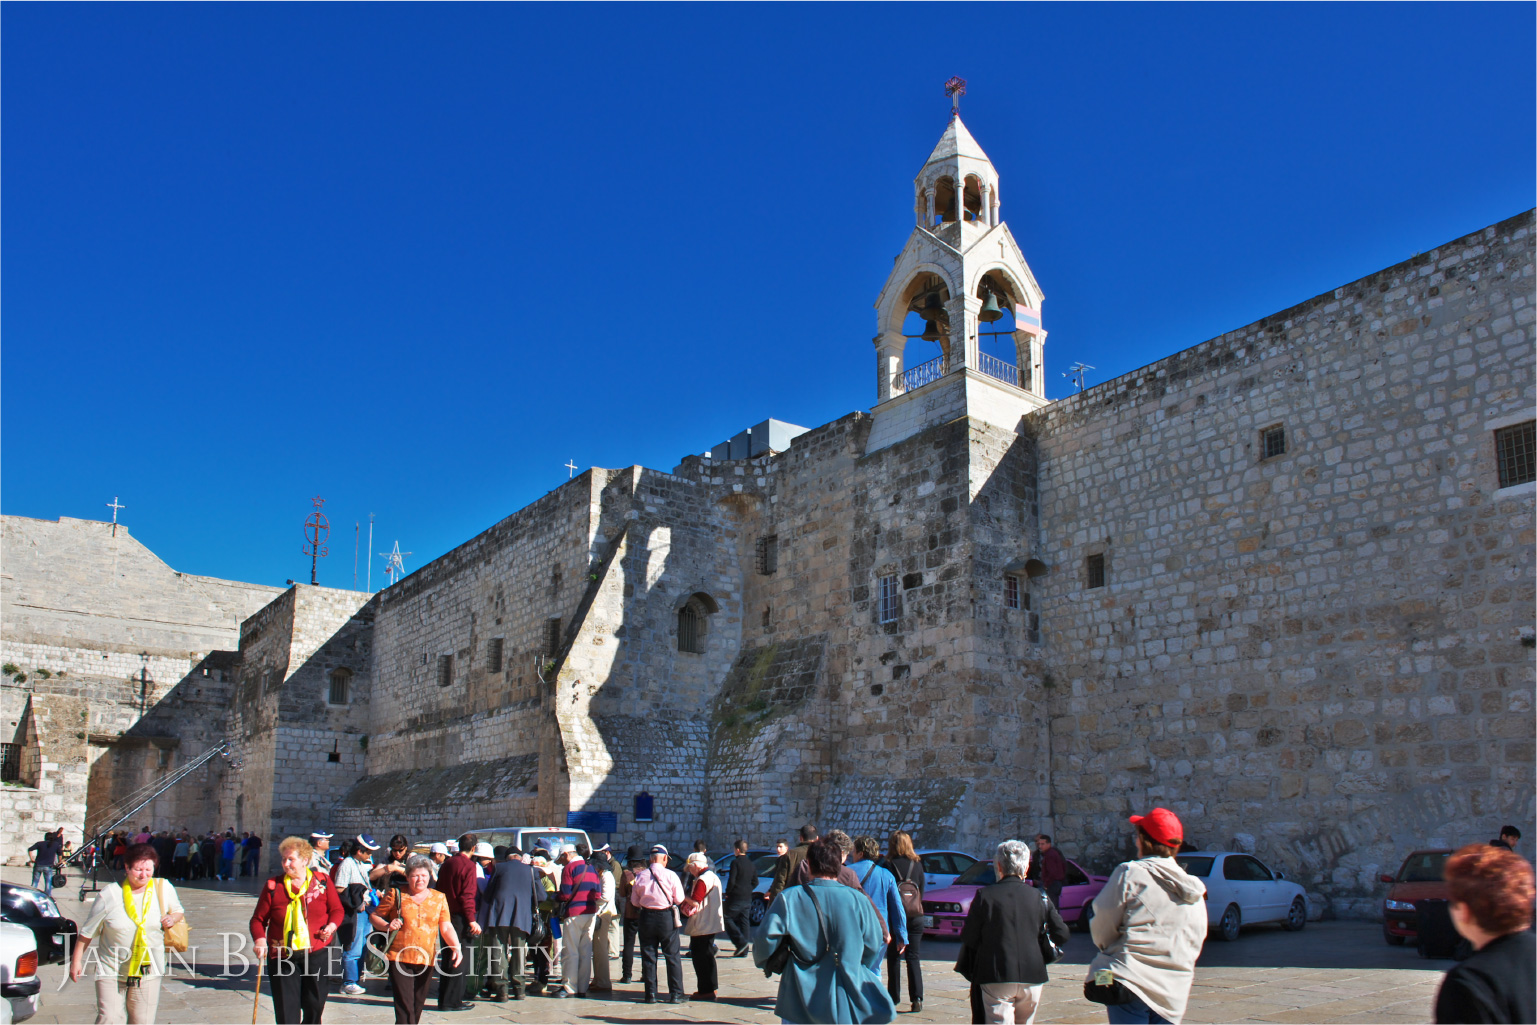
xmin=342 ymin=983 xmax=366 ymax=996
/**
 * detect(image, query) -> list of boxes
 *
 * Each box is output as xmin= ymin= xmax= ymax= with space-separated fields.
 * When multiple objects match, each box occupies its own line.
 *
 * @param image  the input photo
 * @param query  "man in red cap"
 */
xmin=1083 ymin=808 xmax=1207 ymax=1024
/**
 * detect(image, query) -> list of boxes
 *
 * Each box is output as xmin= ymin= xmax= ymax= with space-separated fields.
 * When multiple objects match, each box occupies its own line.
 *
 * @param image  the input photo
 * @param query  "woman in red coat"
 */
xmin=250 ymin=836 xmax=344 ymax=1024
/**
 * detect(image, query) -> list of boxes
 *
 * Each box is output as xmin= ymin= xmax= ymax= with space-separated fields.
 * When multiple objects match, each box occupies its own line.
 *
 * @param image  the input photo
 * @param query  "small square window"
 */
xmin=1495 ymin=421 xmax=1535 ymax=488
xmin=1261 ymin=424 xmax=1286 ymax=460
xmin=326 ymin=751 xmax=341 ymax=763
xmin=1086 ymin=553 xmax=1106 ymax=590
xmin=877 ymin=575 xmax=901 ymax=624
xmin=1004 ymin=574 xmax=1020 ymax=610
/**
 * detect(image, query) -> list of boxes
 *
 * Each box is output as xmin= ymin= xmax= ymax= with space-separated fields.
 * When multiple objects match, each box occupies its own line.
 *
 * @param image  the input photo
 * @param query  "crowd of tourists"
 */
xmin=91 ymin=826 xmax=265 ymax=881
xmin=52 ymin=809 xmax=1535 ymax=1025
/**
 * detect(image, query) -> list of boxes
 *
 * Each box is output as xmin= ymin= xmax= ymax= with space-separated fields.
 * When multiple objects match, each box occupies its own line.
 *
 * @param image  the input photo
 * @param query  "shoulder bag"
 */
xmin=1037 ymin=889 xmax=1062 ymax=965
xmin=157 ymin=880 xmax=190 ymax=952
xmin=763 ymin=882 xmax=828 ymax=977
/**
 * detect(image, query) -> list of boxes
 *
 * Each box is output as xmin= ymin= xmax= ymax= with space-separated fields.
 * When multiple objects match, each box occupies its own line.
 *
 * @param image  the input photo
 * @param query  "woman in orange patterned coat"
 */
xmin=369 ymin=854 xmax=464 ymax=1024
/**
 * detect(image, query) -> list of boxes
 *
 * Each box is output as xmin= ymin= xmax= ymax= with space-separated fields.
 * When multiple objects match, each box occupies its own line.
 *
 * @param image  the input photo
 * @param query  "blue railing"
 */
xmin=900 ymin=351 xmax=1021 ymax=392
xmin=901 ymin=355 xmax=947 ymax=391
xmin=976 ymin=351 xmax=1020 ymax=388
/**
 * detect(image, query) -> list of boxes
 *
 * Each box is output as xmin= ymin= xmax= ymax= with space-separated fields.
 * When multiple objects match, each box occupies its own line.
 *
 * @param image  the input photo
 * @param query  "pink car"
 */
xmin=922 ymin=858 xmax=1109 ymax=939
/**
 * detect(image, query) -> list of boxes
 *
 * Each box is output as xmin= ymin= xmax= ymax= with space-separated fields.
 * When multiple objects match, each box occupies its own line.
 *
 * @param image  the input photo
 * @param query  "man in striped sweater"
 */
xmin=556 ymin=843 xmax=604 ymax=998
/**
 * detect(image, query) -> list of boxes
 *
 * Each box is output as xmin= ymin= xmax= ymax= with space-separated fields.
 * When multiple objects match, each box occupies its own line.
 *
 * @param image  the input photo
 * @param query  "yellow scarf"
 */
xmin=282 ymin=871 xmax=313 ymax=951
xmin=121 ymin=882 xmax=154 ymax=979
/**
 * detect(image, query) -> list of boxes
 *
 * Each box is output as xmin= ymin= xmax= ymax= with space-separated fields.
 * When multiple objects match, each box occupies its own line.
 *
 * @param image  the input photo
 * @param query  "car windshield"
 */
xmin=521 ymin=831 xmax=588 ymax=854
xmin=1399 ymin=853 xmax=1449 ymax=883
xmin=754 ymin=854 xmax=779 ymax=876
xmin=1176 ymin=856 xmax=1214 ymax=878
xmin=954 ymin=861 xmax=997 ymax=886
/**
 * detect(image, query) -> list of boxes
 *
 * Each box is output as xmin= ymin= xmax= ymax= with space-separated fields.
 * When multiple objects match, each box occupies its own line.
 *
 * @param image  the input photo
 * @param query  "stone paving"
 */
xmin=9 ymin=871 xmax=1452 ymax=1024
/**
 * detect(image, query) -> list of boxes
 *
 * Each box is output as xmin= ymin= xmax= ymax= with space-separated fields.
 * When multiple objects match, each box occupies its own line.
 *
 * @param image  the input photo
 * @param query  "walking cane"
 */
xmin=251 ymin=954 xmax=264 ymax=1025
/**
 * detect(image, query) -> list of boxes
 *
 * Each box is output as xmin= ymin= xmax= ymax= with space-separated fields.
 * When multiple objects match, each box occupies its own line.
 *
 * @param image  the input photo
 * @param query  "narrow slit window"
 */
xmin=1495 ymin=421 xmax=1536 ymax=487
xmin=1261 ymin=424 xmax=1286 ymax=460
xmin=1004 ymin=574 xmax=1020 ymax=609
xmin=486 ymin=637 xmax=504 ymax=673
xmin=878 ymin=574 xmax=901 ymax=624
xmin=328 ymin=668 xmax=351 ymax=706
xmin=756 ymin=535 xmax=779 ymax=575
xmin=1086 ymin=553 xmax=1106 ymax=590
xmin=436 ymin=654 xmax=454 ymax=687
xmin=678 ymin=605 xmax=701 ymax=653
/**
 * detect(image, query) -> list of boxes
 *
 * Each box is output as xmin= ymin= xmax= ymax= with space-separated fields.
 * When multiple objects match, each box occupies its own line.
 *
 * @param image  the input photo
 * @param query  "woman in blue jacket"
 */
xmin=753 ymin=838 xmax=895 ymax=1025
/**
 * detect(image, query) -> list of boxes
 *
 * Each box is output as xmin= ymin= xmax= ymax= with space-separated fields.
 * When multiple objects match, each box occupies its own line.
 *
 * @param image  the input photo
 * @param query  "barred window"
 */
xmin=545 ymin=618 xmax=563 ymax=657
xmin=1004 ymin=574 xmax=1020 ymax=609
xmin=486 ymin=637 xmax=504 ymax=673
xmin=1495 ymin=421 xmax=1535 ymax=488
xmin=1086 ymin=553 xmax=1106 ymax=590
xmin=0 ymin=743 xmax=19 ymax=783
xmin=1261 ymin=424 xmax=1286 ymax=459
xmin=756 ymin=535 xmax=779 ymax=575
xmin=678 ymin=606 xmax=702 ymax=653
xmin=877 ymin=575 xmax=901 ymax=624
xmin=436 ymin=654 xmax=454 ymax=688
xmin=327 ymin=668 xmax=351 ymax=706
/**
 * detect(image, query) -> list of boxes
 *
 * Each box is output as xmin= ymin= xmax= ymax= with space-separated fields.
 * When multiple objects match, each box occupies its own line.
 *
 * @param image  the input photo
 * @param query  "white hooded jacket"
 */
xmin=1088 ymin=855 xmax=1207 ymax=1024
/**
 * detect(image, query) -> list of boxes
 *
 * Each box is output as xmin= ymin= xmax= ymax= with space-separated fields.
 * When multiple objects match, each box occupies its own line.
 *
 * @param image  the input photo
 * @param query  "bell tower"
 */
xmin=868 ymin=84 xmax=1050 ymax=453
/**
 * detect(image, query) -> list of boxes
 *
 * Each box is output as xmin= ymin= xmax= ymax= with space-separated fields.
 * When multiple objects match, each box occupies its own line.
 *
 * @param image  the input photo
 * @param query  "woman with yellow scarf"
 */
xmin=70 ymin=842 xmax=185 ymax=1024
xmin=250 ymin=836 xmax=344 ymax=1024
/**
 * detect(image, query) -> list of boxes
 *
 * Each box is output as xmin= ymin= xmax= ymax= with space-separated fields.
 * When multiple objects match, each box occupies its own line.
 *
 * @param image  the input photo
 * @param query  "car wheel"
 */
xmin=1282 ymin=897 xmax=1306 ymax=932
xmin=749 ymin=899 xmax=766 ymax=927
xmin=1218 ymin=904 xmax=1241 ymax=942
xmin=1075 ymin=901 xmax=1095 ymax=933
xmin=1383 ymin=925 xmax=1406 ymax=946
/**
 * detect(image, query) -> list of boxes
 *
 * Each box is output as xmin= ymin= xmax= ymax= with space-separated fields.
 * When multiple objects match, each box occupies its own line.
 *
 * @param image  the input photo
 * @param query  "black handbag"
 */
xmin=528 ymin=911 xmax=549 ymax=948
xmin=1037 ymin=890 xmax=1062 ymax=965
xmin=763 ymin=884 xmax=827 ymax=977
xmin=1082 ymin=973 xmax=1134 ymax=1005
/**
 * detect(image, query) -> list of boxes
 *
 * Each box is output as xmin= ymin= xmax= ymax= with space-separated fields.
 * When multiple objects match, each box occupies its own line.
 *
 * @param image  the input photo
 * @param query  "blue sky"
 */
xmin=4 ymin=3 xmax=1532 ymax=590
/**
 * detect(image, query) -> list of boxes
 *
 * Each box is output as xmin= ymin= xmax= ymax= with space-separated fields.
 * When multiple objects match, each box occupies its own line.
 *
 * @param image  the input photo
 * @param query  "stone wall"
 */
xmin=1027 ymin=211 xmax=1535 ymax=916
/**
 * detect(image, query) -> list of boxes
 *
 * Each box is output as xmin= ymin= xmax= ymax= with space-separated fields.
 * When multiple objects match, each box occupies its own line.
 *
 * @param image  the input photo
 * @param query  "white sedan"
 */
xmin=915 ymin=849 xmax=980 ymax=891
xmin=1174 ymin=850 xmax=1308 ymax=941
xmin=0 ymin=921 xmax=40 ymax=1023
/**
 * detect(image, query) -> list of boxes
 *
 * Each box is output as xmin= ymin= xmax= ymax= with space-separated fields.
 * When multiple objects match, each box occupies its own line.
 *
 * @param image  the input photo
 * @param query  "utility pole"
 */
xmin=366 ymin=514 xmax=375 ymax=592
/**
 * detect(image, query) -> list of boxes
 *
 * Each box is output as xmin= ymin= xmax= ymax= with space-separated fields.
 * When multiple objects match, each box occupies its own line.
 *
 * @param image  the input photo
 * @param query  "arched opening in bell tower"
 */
xmin=976 ymin=270 xmax=1025 ymax=390
xmin=898 ymin=272 xmax=952 ymax=389
xmin=961 ymin=175 xmax=985 ymax=223
xmin=930 ymin=177 xmax=958 ymax=226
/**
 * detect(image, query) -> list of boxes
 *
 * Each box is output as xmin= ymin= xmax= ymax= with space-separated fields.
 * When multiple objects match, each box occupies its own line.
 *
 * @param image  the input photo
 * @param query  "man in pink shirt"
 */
xmin=626 ymin=845 xmax=687 ymax=1004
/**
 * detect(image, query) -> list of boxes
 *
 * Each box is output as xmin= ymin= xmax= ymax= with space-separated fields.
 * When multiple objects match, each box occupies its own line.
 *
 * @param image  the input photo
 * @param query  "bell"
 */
xmin=913 ymin=293 xmax=946 ymax=321
xmin=978 ymin=291 xmax=1004 ymax=323
xmin=921 ymin=318 xmax=943 ymax=342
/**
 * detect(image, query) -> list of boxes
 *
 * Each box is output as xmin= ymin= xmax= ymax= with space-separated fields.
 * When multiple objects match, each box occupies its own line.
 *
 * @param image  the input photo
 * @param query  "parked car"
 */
xmin=0 ymin=885 xmax=74 ymax=966
xmin=712 ymin=850 xmax=778 ymax=925
xmin=1175 ymin=851 xmax=1308 ymax=941
xmin=1379 ymin=849 xmax=1452 ymax=946
xmin=921 ymin=857 xmax=1108 ymax=939
xmin=467 ymin=826 xmax=593 ymax=857
xmin=915 ymin=849 xmax=979 ymax=891
xmin=0 ymin=921 xmax=40 ymax=1024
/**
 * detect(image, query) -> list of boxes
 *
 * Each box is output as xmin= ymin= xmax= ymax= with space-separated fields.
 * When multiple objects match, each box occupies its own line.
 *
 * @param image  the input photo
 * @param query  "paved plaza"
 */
xmin=8 ymin=870 xmax=1453 ymax=1024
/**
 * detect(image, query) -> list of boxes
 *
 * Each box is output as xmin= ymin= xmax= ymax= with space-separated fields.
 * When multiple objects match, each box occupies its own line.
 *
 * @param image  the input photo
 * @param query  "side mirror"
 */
xmin=1275 ymin=870 xmax=1285 ymax=880
xmin=1379 ymin=874 xmax=1395 ymax=884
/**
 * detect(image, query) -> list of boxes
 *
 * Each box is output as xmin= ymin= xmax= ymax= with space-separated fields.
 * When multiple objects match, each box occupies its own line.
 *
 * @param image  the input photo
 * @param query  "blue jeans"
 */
xmin=31 ymin=867 xmax=52 ymax=897
xmin=342 ymin=921 xmax=370 ymax=985
xmin=1107 ymin=992 xmax=1171 ymax=1025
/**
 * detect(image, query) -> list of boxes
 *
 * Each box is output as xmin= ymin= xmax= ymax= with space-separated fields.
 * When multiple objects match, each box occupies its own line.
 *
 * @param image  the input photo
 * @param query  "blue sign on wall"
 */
xmin=567 ymin=810 xmax=619 ymax=834
xmin=634 ymin=792 xmax=654 ymax=823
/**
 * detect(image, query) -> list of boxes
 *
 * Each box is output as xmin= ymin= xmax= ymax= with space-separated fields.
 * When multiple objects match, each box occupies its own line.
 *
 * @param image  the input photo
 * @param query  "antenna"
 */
xmin=1063 ymin=362 xmax=1095 ymax=393
xmin=366 ymin=514 xmax=375 ymax=592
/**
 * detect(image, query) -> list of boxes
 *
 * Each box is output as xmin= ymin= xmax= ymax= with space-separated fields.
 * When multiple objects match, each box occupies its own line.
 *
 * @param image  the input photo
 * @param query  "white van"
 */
xmin=469 ymin=826 xmax=593 ymax=856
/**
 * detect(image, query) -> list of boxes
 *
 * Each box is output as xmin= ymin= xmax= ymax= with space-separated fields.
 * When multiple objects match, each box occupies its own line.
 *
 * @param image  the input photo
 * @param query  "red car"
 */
xmin=1380 ymin=848 xmax=1451 ymax=945
xmin=922 ymin=858 xmax=1108 ymax=940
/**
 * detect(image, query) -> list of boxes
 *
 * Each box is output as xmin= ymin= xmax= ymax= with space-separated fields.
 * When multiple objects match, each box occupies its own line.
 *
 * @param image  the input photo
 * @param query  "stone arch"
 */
xmin=961 ymin=174 xmax=985 ymax=222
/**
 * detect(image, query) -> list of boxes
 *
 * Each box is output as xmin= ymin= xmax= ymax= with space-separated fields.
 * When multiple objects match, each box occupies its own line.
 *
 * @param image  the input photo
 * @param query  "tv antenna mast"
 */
xmin=380 ymin=540 xmax=412 ymax=586
xmin=1064 ymin=362 xmax=1095 ymax=393
xmin=302 ymin=496 xmax=329 ymax=585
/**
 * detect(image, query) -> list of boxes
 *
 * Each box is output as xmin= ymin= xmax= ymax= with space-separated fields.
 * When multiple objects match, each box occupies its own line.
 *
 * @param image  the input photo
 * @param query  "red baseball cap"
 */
xmin=1129 ymin=808 xmax=1184 ymax=847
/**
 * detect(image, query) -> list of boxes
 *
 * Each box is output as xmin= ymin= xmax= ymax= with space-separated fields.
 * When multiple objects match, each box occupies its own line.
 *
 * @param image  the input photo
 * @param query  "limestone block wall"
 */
xmin=1029 ymin=212 xmax=1536 ymax=915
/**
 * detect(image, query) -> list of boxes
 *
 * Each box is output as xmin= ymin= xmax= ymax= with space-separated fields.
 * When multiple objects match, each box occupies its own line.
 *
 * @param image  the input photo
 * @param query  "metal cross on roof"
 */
xmin=566 ymin=460 xmax=579 ymax=478
xmin=944 ymin=77 xmax=968 ymax=118
xmin=106 ymin=496 xmax=125 ymax=537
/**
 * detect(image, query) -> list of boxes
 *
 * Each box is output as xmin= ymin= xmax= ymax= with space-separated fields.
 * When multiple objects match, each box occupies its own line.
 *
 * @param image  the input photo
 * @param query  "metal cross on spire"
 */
xmin=106 ymin=497 xmax=125 ymax=537
xmin=380 ymin=540 xmax=412 ymax=587
xmin=302 ymin=496 xmax=330 ymax=585
xmin=565 ymin=460 xmax=579 ymax=478
xmin=944 ymin=77 xmax=968 ymax=119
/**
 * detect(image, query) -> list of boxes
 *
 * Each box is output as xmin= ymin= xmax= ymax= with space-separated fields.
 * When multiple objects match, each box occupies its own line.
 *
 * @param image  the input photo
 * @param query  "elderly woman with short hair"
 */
xmin=956 ymin=840 xmax=1070 ymax=1025
xmin=1434 ymin=843 xmax=1535 ymax=1023
xmin=250 ymin=836 xmax=344 ymax=1025
xmin=370 ymin=854 xmax=463 ymax=1024
xmin=69 ymin=842 xmax=185 ymax=1024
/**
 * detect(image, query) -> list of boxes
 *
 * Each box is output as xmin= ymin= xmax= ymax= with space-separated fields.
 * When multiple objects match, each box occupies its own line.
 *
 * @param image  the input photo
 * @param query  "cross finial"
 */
xmin=944 ymin=77 xmax=967 ymax=119
xmin=565 ymin=460 xmax=579 ymax=478
xmin=106 ymin=496 xmax=125 ymax=536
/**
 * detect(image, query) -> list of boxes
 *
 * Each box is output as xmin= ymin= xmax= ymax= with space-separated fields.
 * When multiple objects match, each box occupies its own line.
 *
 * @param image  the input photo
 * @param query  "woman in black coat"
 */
xmin=1434 ymin=843 xmax=1535 ymax=1024
xmin=956 ymin=840 xmax=1070 ymax=1025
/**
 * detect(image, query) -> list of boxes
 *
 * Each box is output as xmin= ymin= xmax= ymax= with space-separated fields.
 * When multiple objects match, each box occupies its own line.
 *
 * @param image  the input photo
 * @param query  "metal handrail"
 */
xmin=901 ymin=355 xmax=947 ymax=391
xmin=976 ymin=351 xmax=1020 ymax=388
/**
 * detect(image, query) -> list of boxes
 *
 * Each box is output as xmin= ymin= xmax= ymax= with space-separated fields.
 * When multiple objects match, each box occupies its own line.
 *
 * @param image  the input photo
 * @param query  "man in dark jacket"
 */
xmin=1035 ymin=834 xmax=1068 ymax=909
xmin=434 ymin=833 xmax=482 ymax=1011
xmin=767 ymin=824 xmax=818 ymax=901
xmin=478 ymin=851 xmax=544 ymax=1001
xmin=957 ymin=840 xmax=1069 ymax=1024
xmin=723 ymin=840 xmax=759 ymax=956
